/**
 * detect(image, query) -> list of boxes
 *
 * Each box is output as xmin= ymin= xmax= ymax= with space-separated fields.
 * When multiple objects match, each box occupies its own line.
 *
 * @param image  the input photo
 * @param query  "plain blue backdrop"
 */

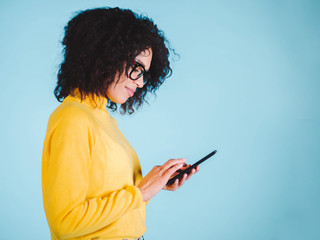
xmin=1 ymin=0 xmax=319 ymax=239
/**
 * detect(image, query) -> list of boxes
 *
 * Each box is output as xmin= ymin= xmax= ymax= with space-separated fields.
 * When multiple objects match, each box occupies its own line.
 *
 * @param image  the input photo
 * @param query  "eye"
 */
xmin=134 ymin=66 xmax=144 ymax=73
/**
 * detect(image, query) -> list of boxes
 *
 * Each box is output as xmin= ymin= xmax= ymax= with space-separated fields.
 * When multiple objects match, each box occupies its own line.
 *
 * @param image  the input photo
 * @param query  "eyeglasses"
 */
xmin=129 ymin=60 xmax=151 ymax=84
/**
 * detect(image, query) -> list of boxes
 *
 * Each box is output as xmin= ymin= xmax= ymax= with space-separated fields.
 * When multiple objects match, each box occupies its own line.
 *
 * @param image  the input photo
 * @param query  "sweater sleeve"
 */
xmin=42 ymin=110 xmax=144 ymax=239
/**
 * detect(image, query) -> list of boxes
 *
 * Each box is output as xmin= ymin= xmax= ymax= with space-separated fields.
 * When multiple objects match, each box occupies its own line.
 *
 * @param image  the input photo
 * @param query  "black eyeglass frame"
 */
xmin=128 ymin=61 xmax=151 ymax=84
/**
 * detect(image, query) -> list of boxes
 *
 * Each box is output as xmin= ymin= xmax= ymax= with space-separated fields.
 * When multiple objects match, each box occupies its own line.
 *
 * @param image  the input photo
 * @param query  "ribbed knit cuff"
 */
xmin=128 ymin=185 xmax=144 ymax=209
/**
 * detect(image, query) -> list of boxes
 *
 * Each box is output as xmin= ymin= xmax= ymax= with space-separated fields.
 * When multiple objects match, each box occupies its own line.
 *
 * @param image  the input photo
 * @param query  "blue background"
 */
xmin=1 ymin=0 xmax=319 ymax=239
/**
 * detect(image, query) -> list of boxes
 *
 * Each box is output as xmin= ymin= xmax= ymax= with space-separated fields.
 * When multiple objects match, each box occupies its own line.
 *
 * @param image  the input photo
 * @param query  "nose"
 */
xmin=134 ymin=76 xmax=144 ymax=88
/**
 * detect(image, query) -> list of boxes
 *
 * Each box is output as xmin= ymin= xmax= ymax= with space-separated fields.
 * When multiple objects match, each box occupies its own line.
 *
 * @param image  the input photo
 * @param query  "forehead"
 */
xmin=135 ymin=48 xmax=152 ymax=71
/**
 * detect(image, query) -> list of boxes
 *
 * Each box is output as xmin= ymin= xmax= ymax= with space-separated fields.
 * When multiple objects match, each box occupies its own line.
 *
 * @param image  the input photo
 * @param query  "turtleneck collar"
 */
xmin=65 ymin=88 xmax=108 ymax=111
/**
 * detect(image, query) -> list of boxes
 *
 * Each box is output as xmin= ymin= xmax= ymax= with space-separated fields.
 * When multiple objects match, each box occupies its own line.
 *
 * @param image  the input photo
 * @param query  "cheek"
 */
xmin=106 ymin=80 xmax=129 ymax=104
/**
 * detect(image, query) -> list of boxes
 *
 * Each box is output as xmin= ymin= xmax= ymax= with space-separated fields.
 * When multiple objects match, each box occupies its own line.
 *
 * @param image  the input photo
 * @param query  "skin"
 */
xmin=107 ymin=48 xmax=200 ymax=202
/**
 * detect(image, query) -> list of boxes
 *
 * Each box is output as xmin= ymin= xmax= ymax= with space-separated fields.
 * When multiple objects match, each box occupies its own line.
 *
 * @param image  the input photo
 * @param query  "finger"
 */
xmin=176 ymin=164 xmax=190 ymax=173
xmin=178 ymin=164 xmax=191 ymax=171
xmin=172 ymin=178 xmax=180 ymax=190
xmin=171 ymin=164 xmax=193 ymax=179
xmin=162 ymin=158 xmax=187 ymax=170
xmin=179 ymin=173 xmax=188 ymax=186
xmin=167 ymin=159 xmax=187 ymax=170
xmin=165 ymin=163 xmax=185 ymax=179
xmin=186 ymin=168 xmax=196 ymax=180
xmin=164 ymin=178 xmax=179 ymax=190
xmin=162 ymin=163 xmax=185 ymax=187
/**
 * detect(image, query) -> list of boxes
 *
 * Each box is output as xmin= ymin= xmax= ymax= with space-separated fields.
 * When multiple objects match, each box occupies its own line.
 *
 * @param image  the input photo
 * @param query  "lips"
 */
xmin=125 ymin=87 xmax=135 ymax=97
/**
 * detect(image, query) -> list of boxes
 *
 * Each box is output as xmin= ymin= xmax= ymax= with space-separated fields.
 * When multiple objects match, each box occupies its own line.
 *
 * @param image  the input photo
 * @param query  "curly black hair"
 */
xmin=54 ymin=7 xmax=174 ymax=114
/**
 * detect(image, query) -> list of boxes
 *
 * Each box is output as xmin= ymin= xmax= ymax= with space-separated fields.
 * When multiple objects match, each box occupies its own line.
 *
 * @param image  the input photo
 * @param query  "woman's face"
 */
xmin=107 ymin=48 xmax=153 ymax=104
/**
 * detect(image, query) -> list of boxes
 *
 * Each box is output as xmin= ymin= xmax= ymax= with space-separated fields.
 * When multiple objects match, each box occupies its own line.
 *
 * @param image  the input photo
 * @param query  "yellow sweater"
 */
xmin=42 ymin=92 xmax=146 ymax=240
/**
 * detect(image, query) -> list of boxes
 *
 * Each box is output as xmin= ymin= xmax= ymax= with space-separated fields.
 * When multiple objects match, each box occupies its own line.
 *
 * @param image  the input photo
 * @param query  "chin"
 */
xmin=109 ymin=96 xmax=128 ymax=104
xmin=118 ymin=99 xmax=128 ymax=104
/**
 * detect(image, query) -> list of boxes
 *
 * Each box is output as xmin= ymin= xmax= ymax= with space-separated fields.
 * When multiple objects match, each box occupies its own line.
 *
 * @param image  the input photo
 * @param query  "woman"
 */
xmin=42 ymin=7 xmax=199 ymax=240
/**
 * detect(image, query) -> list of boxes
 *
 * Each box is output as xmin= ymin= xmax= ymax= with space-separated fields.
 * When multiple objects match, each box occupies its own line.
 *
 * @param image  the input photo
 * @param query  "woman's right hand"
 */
xmin=137 ymin=158 xmax=187 ymax=202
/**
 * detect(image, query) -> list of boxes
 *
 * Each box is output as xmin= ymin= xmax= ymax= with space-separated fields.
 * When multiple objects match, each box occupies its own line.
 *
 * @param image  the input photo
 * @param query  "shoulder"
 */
xmin=47 ymin=99 xmax=96 ymax=132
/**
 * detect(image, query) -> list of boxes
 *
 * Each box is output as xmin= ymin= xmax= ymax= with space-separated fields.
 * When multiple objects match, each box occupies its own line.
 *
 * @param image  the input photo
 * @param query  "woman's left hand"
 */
xmin=163 ymin=164 xmax=200 ymax=191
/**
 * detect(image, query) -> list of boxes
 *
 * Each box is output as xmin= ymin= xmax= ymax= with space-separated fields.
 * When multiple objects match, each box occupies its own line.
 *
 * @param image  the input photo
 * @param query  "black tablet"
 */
xmin=166 ymin=150 xmax=217 ymax=186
